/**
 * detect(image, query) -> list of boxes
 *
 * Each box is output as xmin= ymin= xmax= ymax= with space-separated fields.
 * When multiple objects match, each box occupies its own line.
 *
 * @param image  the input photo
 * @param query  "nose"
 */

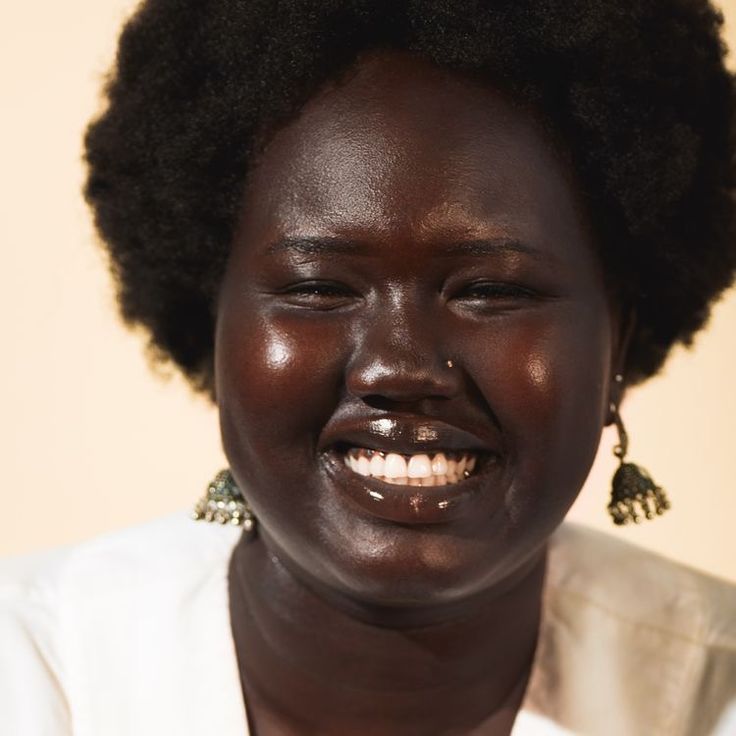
xmin=345 ymin=304 xmax=461 ymax=405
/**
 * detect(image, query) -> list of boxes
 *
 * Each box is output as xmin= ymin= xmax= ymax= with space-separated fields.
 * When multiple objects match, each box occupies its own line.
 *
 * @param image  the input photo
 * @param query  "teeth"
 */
xmin=356 ymin=455 xmax=371 ymax=476
xmin=344 ymin=448 xmax=480 ymax=486
xmin=384 ymin=453 xmax=408 ymax=479
xmin=446 ymin=458 xmax=457 ymax=482
xmin=369 ymin=454 xmax=385 ymax=477
xmin=407 ymin=454 xmax=432 ymax=478
xmin=431 ymin=453 xmax=448 ymax=475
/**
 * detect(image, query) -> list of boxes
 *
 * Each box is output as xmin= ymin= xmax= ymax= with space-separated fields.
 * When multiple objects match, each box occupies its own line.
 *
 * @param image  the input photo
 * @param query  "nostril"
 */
xmin=346 ymin=356 xmax=462 ymax=403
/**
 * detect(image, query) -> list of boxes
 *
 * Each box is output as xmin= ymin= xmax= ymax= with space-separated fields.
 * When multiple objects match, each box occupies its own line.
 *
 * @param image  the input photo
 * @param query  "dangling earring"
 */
xmin=607 ymin=397 xmax=670 ymax=525
xmin=193 ymin=469 xmax=257 ymax=538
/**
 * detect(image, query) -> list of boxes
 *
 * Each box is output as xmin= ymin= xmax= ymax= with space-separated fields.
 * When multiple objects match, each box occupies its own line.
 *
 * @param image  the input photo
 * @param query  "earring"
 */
xmin=192 ymin=469 xmax=257 ymax=537
xmin=607 ymin=401 xmax=670 ymax=525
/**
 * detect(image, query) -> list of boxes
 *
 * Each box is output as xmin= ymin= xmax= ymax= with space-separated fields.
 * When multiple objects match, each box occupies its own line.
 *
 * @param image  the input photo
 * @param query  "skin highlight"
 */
xmin=216 ymin=51 xmax=628 ymax=735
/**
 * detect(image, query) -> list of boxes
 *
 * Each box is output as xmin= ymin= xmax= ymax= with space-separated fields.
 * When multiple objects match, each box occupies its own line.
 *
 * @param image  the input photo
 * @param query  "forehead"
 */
xmin=239 ymin=51 xmax=590 ymax=255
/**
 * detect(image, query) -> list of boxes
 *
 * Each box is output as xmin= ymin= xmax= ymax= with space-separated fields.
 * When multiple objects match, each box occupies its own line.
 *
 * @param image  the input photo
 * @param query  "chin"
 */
xmin=271 ymin=512 xmax=542 ymax=618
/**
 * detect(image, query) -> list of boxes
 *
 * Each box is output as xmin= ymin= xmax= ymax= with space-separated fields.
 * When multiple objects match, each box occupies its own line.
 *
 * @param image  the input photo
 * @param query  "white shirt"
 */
xmin=1 ymin=514 xmax=734 ymax=735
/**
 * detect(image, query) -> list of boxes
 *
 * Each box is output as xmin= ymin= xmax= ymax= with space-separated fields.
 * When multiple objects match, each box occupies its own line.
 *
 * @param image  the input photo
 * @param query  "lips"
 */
xmin=318 ymin=414 xmax=505 ymax=524
xmin=319 ymin=415 xmax=500 ymax=457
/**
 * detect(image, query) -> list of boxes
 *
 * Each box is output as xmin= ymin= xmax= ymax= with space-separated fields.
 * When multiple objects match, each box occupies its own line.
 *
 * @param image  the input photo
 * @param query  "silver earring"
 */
xmin=193 ymin=469 xmax=257 ymax=537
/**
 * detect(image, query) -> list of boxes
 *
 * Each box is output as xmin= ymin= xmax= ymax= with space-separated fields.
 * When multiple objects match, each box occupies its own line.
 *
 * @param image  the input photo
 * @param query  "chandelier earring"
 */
xmin=193 ymin=469 xmax=257 ymax=539
xmin=607 ymin=378 xmax=670 ymax=525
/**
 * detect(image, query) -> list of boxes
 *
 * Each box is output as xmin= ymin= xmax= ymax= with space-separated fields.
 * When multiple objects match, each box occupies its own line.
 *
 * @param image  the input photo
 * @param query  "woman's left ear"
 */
xmin=606 ymin=308 xmax=636 ymax=427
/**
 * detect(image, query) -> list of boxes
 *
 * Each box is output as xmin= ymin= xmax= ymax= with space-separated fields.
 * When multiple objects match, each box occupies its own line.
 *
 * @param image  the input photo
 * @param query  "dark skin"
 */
xmin=217 ymin=51 xmax=628 ymax=735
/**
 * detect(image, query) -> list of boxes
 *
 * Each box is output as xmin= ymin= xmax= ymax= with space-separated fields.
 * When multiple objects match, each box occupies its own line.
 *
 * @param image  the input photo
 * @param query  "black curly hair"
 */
xmin=84 ymin=0 xmax=736 ymax=398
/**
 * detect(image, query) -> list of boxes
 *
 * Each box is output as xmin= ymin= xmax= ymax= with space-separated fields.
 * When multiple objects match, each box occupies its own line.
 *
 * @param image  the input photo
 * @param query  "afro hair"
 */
xmin=84 ymin=0 xmax=736 ymax=398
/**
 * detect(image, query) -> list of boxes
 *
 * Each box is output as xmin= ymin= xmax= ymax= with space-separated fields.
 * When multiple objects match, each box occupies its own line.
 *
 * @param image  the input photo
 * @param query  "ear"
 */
xmin=605 ymin=307 xmax=636 ymax=426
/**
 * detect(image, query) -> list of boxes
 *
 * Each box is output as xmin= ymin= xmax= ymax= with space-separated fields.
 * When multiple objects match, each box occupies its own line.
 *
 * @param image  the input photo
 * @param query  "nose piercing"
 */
xmin=446 ymin=360 xmax=454 ymax=368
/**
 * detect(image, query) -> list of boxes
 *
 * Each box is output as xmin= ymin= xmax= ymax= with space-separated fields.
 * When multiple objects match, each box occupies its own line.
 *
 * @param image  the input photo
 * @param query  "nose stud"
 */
xmin=446 ymin=360 xmax=454 ymax=369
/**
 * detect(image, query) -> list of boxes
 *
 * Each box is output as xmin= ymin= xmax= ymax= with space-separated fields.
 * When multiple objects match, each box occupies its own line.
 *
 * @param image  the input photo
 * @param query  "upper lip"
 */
xmin=319 ymin=414 xmax=500 ymax=457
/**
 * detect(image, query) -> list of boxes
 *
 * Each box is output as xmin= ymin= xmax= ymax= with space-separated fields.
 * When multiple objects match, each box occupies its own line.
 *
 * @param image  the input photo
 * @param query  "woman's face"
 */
xmin=216 ymin=52 xmax=620 ymax=608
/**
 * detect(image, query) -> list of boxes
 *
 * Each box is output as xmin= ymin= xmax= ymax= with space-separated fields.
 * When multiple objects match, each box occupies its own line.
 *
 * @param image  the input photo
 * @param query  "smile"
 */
xmin=343 ymin=448 xmax=478 ymax=486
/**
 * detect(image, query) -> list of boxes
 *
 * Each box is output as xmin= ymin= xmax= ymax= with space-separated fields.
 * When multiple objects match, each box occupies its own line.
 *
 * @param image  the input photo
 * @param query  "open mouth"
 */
xmin=321 ymin=441 xmax=504 ymax=524
xmin=319 ymin=417 xmax=503 ymax=524
xmin=340 ymin=447 xmax=484 ymax=487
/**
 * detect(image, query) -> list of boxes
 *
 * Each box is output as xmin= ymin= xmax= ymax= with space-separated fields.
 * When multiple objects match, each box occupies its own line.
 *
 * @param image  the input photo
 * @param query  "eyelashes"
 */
xmin=273 ymin=279 xmax=542 ymax=312
xmin=277 ymin=281 xmax=356 ymax=310
xmin=456 ymin=281 xmax=538 ymax=301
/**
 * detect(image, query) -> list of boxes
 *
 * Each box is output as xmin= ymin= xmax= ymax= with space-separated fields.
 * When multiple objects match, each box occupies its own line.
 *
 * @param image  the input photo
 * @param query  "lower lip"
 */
xmin=321 ymin=449 xmax=506 ymax=525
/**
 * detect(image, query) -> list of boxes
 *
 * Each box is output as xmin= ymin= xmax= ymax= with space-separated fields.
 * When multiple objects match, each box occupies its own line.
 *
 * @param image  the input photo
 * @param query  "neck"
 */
xmin=228 ymin=533 xmax=548 ymax=736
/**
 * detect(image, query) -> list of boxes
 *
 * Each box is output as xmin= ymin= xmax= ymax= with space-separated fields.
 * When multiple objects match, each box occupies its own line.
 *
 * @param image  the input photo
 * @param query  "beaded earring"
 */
xmin=192 ymin=469 xmax=257 ymax=538
xmin=607 ymin=380 xmax=670 ymax=525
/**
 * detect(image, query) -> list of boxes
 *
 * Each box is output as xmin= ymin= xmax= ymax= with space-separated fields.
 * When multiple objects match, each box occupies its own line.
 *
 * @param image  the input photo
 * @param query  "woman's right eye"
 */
xmin=278 ymin=281 xmax=356 ymax=309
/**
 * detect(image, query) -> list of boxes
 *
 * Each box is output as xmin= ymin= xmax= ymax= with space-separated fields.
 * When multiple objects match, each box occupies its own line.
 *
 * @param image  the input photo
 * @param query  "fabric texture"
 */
xmin=1 ymin=513 xmax=734 ymax=736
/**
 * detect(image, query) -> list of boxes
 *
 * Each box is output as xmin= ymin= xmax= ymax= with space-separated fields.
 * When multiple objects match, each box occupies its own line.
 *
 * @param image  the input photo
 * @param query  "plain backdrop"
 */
xmin=1 ymin=0 xmax=735 ymax=585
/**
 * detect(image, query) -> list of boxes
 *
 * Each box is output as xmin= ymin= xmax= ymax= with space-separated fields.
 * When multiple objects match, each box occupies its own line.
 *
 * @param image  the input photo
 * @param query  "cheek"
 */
xmin=501 ymin=325 xmax=609 ymax=427
xmin=480 ymin=307 xmax=610 ymax=417
xmin=215 ymin=312 xmax=347 ymax=460
xmin=468 ymin=308 xmax=611 ymax=512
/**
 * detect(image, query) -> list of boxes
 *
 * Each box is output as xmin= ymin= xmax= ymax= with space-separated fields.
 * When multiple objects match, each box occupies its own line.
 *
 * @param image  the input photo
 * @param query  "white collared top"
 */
xmin=1 ymin=514 xmax=734 ymax=735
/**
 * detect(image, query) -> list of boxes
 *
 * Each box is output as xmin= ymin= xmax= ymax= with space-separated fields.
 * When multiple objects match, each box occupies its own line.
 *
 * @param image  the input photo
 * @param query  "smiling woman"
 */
xmin=216 ymin=57 xmax=613 ymax=610
xmin=2 ymin=1 xmax=736 ymax=735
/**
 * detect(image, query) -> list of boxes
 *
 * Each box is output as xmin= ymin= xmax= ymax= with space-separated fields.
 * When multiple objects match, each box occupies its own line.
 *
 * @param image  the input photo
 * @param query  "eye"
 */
xmin=456 ymin=281 xmax=538 ymax=303
xmin=278 ymin=280 xmax=356 ymax=310
xmin=448 ymin=279 xmax=544 ymax=315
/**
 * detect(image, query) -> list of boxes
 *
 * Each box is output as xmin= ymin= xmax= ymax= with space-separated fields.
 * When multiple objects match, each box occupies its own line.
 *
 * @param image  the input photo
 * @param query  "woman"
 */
xmin=2 ymin=0 xmax=736 ymax=734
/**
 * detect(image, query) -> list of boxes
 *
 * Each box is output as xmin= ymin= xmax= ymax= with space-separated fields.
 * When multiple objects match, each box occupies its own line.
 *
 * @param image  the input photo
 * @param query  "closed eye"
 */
xmin=447 ymin=280 xmax=547 ymax=317
xmin=457 ymin=281 xmax=538 ymax=300
xmin=278 ymin=280 xmax=357 ymax=309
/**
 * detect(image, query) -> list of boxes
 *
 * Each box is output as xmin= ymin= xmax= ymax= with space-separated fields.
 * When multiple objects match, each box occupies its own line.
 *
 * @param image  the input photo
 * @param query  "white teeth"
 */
xmin=356 ymin=455 xmax=371 ymax=476
xmin=384 ymin=453 xmax=408 ymax=478
xmin=407 ymin=454 xmax=432 ymax=478
xmin=431 ymin=453 xmax=448 ymax=475
xmin=369 ymin=454 xmax=385 ymax=477
xmin=343 ymin=448 xmax=481 ymax=486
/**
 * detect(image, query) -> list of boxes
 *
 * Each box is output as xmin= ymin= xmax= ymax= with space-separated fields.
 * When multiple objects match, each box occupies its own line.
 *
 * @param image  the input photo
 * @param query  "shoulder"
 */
xmin=536 ymin=522 xmax=736 ymax=736
xmin=0 ymin=513 xmax=242 ymax=733
xmin=0 ymin=543 xmax=75 ymax=733
xmin=548 ymin=522 xmax=736 ymax=647
xmin=0 ymin=512 xmax=241 ymax=602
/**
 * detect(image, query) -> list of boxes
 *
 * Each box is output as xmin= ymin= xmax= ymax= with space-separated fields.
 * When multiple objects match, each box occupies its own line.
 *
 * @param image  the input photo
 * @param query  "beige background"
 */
xmin=1 ymin=1 xmax=734 ymax=584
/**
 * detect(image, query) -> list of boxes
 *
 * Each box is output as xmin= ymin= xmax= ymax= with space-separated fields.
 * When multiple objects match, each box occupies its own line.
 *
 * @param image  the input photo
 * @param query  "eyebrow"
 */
xmin=265 ymin=235 xmax=548 ymax=261
xmin=266 ymin=237 xmax=367 ymax=256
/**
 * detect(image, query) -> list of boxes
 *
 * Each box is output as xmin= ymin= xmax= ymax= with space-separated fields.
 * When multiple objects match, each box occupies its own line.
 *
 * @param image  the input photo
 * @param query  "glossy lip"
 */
xmin=319 ymin=415 xmax=501 ymax=457
xmin=320 ymin=445 xmax=506 ymax=525
xmin=318 ymin=414 xmax=506 ymax=524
